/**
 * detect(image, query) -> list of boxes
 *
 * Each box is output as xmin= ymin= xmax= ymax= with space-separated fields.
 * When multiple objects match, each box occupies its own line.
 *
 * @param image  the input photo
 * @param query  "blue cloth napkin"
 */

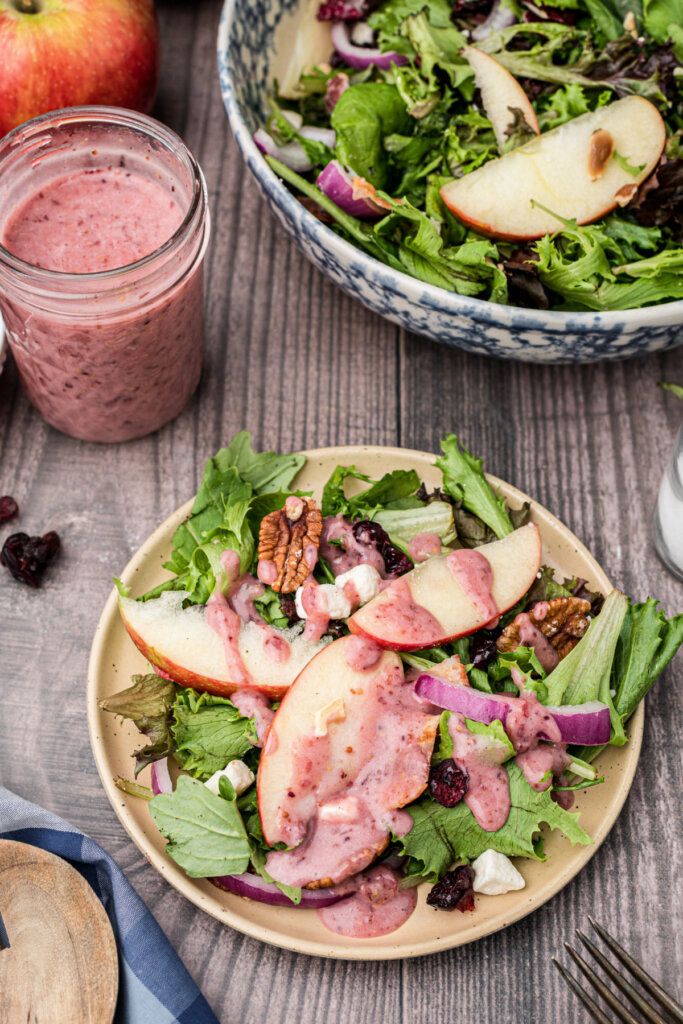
xmin=0 ymin=786 xmax=219 ymax=1024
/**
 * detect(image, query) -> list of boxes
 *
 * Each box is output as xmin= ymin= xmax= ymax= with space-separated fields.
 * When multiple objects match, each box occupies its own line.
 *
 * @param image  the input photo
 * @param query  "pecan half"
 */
xmin=497 ymin=596 xmax=591 ymax=661
xmin=257 ymin=496 xmax=323 ymax=594
xmin=533 ymin=596 xmax=591 ymax=659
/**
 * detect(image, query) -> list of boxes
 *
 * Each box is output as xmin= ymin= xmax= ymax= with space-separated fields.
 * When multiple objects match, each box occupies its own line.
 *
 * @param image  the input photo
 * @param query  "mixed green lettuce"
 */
xmin=264 ymin=0 xmax=683 ymax=310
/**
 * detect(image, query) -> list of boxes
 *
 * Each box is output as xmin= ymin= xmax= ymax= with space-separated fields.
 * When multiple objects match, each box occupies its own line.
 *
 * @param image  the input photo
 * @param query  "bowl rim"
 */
xmin=216 ymin=0 xmax=683 ymax=334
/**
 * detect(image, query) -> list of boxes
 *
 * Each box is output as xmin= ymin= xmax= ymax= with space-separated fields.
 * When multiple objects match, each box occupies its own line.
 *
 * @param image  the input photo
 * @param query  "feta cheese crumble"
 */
xmin=471 ymin=849 xmax=525 ymax=895
xmin=204 ymin=759 xmax=255 ymax=796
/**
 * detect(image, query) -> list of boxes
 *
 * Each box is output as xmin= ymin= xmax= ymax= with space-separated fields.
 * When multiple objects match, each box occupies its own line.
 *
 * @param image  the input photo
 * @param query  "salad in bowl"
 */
xmin=100 ymin=432 xmax=682 ymax=941
xmin=253 ymin=0 xmax=683 ymax=313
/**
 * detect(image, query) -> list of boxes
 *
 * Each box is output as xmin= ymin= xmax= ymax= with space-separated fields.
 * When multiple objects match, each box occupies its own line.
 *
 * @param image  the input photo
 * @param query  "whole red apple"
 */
xmin=0 ymin=0 xmax=160 ymax=137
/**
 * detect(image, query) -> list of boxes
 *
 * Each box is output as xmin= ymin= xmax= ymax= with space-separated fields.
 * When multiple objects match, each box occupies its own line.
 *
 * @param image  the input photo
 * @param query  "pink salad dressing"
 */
xmin=231 ymin=689 xmax=275 ymax=746
xmin=317 ymin=865 xmax=417 ymax=938
xmin=320 ymin=515 xmax=386 ymax=577
xmin=206 ymin=587 xmax=252 ymax=687
xmin=448 ymin=713 xmax=511 ymax=832
xmin=3 ymin=168 xmax=183 ymax=273
xmin=256 ymin=558 xmax=278 ymax=585
xmin=0 ymin=131 xmax=208 ymax=443
xmin=343 ymin=635 xmax=383 ymax=672
xmin=505 ymin=669 xmax=566 ymax=791
xmin=364 ymin=576 xmax=445 ymax=646
xmin=446 ymin=548 xmax=499 ymax=627
xmin=510 ymin=610 xmax=559 ymax=674
xmin=206 ymin=550 xmax=292 ymax=691
xmin=265 ymin=656 xmax=439 ymax=888
xmin=301 ymin=577 xmax=331 ymax=641
xmin=408 ymin=532 xmax=442 ymax=563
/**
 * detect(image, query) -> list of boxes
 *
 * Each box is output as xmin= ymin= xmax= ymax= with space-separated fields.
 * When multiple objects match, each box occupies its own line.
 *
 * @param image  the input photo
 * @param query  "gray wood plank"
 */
xmin=0 ymin=2 xmax=681 ymax=1023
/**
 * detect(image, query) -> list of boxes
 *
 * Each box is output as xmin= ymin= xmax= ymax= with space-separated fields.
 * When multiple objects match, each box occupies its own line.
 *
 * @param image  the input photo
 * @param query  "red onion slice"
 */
xmin=471 ymin=1 xmax=517 ymax=40
xmin=543 ymin=701 xmax=612 ymax=745
xmin=415 ymin=674 xmax=511 ymax=724
xmin=331 ymin=20 xmax=409 ymax=70
xmin=253 ymin=129 xmax=312 ymax=173
xmin=150 ymin=757 xmax=173 ymax=795
xmin=316 ymin=160 xmax=388 ymax=217
xmin=415 ymin=674 xmax=612 ymax=746
xmin=212 ymin=872 xmax=351 ymax=907
xmin=300 ymin=125 xmax=337 ymax=147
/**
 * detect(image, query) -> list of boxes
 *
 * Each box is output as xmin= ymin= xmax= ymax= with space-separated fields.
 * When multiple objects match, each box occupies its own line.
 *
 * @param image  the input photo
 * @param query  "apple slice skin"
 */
xmin=257 ymin=635 xmax=440 ymax=887
xmin=440 ymin=95 xmax=666 ymax=242
xmin=349 ymin=523 xmax=542 ymax=651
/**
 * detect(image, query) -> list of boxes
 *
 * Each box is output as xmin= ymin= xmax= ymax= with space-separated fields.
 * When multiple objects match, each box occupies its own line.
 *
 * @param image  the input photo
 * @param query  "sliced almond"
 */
xmin=314 ymin=696 xmax=346 ymax=737
xmin=587 ymin=129 xmax=615 ymax=180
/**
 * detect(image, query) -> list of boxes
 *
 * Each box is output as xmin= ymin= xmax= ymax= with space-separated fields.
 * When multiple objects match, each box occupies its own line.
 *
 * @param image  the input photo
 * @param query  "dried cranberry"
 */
xmin=279 ymin=592 xmax=300 ymax=626
xmin=426 ymin=866 xmax=475 ymax=912
xmin=352 ymin=519 xmax=412 ymax=578
xmin=0 ymin=496 xmax=18 ymax=523
xmin=429 ymin=759 xmax=469 ymax=807
xmin=0 ymin=530 xmax=60 ymax=587
xmin=470 ymin=633 xmax=499 ymax=670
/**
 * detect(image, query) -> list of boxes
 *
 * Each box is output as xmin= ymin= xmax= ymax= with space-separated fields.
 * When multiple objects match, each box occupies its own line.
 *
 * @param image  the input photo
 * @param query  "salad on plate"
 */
xmin=255 ymin=0 xmax=683 ymax=310
xmin=101 ymin=433 xmax=682 ymax=939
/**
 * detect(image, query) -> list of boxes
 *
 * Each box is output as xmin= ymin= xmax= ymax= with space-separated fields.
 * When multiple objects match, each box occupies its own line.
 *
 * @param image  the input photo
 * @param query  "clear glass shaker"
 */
xmin=653 ymin=422 xmax=683 ymax=582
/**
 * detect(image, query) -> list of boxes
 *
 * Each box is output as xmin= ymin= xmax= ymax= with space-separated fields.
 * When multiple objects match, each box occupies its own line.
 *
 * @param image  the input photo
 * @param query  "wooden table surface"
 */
xmin=1 ymin=3 xmax=682 ymax=1022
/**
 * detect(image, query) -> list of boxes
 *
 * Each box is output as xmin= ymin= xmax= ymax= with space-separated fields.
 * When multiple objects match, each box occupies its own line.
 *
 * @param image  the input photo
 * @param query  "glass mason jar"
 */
xmin=653 ymin=422 xmax=683 ymax=582
xmin=0 ymin=107 xmax=210 ymax=442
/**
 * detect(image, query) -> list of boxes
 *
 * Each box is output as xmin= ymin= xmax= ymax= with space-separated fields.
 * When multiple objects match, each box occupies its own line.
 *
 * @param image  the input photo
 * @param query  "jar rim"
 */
xmin=0 ymin=105 xmax=207 ymax=287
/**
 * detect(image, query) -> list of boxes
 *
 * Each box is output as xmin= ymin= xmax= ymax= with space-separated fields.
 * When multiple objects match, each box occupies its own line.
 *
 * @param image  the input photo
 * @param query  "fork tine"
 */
xmin=577 ymin=929 xmax=667 ymax=1024
xmin=564 ymin=943 xmax=642 ymax=1024
xmin=588 ymin=917 xmax=683 ymax=1024
xmin=552 ymin=957 xmax=613 ymax=1024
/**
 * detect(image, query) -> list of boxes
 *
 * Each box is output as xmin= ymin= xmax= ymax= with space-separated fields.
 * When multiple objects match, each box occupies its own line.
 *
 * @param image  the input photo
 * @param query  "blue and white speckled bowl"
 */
xmin=217 ymin=0 xmax=683 ymax=363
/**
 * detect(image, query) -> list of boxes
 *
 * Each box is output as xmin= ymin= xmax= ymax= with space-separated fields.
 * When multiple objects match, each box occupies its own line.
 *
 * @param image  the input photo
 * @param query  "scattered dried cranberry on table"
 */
xmin=1 ymin=530 xmax=60 ymax=587
xmin=0 ymin=496 xmax=18 ymax=523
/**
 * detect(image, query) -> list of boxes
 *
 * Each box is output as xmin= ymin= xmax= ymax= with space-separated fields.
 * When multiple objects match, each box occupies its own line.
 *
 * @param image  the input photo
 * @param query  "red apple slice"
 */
xmin=462 ymin=45 xmax=539 ymax=152
xmin=257 ymin=635 xmax=440 ymax=886
xmin=440 ymin=95 xmax=666 ymax=241
xmin=119 ymin=591 xmax=329 ymax=699
xmin=349 ymin=523 xmax=542 ymax=651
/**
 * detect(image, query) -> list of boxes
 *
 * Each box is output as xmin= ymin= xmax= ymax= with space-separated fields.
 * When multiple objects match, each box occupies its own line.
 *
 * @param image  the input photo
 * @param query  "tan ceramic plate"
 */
xmin=87 ymin=446 xmax=642 ymax=960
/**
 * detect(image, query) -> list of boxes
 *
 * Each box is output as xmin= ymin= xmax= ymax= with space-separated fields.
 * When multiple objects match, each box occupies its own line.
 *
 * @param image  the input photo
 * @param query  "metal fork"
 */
xmin=552 ymin=916 xmax=683 ymax=1024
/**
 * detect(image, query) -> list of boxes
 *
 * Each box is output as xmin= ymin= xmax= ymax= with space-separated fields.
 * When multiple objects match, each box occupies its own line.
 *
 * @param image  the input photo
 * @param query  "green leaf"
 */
xmin=149 ymin=776 xmax=250 ymax=877
xmin=330 ymin=83 xmax=412 ymax=190
xmin=249 ymin=844 xmax=303 ymax=904
xmin=399 ymin=763 xmax=591 ymax=880
xmin=264 ymin=156 xmax=406 ymax=272
xmin=253 ymin=589 xmax=291 ymax=629
xmin=321 ymin=464 xmax=421 ymax=518
xmin=171 ymin=690 xmax=256 ymax=779
xmin=643 ymin=0 xmax=683 ymax=41
xmin=213 ymin=431 xmax=305 ymax=495
xmin=612 ymin=151 xmax=645 ymax=176
xmin=436 ymin=434 xmax=514 ymax=539
xmin=99 ymin=673 xmax=178 ymax=775
xmin=465 ymin=718 xmax=516 ymax=760
xmin=659 ymin=381 xmax=683 ymax=401
xmin=373 ymin=500 xmax=456 ymax=546
xmin=612 ymin=598 xmax=683 ymax=720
